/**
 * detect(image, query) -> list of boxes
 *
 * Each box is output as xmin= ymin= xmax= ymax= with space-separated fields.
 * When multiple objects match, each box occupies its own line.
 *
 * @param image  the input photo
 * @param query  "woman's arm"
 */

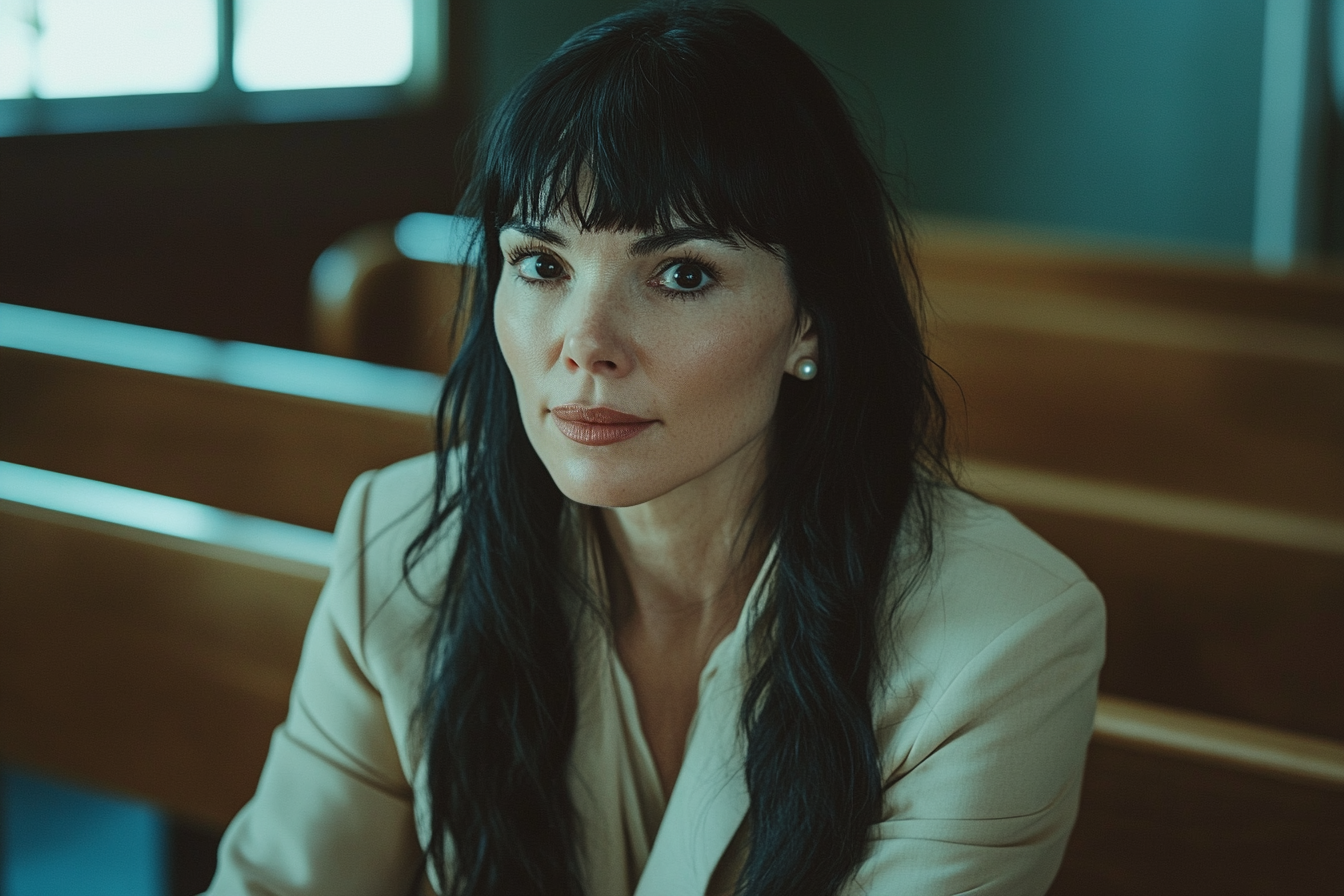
xmin=206 ymin=470 xmax=425 ymax=896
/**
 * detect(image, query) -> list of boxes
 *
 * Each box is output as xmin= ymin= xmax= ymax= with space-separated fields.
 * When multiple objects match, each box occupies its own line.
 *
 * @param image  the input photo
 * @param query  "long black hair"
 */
xmin=407 ymin=3 xmax=953 ymax=894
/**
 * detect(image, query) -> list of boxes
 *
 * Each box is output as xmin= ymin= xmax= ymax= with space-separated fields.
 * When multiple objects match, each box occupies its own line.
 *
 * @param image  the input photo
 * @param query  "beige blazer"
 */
xmin=206 ymin=453 xmax=1105 ymax=896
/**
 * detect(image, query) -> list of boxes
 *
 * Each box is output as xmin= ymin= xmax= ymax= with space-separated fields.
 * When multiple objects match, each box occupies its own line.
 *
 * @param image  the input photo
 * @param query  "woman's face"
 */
xmin=494 ymin=216 xmax=816 ymax=509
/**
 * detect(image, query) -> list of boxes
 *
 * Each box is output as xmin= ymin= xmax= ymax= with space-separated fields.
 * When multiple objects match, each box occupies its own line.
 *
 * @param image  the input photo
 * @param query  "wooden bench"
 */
xmin=311 ymin=220 xmax=463 ymax=376
xmin=925 ymin=277 xmax=1344 ymax=518
xmin=917 ymin=236 xmax=1344 ymax=743
xmin=1054 ymin=698 xmax=1344 ymax=894
xmin=0 ymin=488 xmax=322 ymax=829
xmin=926 ymin=234 xmax=1344 ymax=890
xmin=5 ymin=475 xmax=1340 ymax=888
xmin=0 ymin=303 xmax=436 ymax=531
xmin=0 ymin=304 xmax=443 ymax=877
xmin=965 ymin=463 xmax=1344 ymax=742
xmin=914 ymin=217 xmax=1344 ymax=328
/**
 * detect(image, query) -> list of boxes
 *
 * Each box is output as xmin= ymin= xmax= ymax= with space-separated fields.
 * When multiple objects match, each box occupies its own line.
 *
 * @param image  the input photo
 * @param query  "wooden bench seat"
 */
xmin=1055 ymin=708 xmax=1344 ymax=894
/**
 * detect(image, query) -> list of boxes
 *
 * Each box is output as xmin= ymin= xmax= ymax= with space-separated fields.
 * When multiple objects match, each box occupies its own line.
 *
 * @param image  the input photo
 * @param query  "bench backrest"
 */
xmin=1 ymin=490 xmax=322 ymax=827
xmin=1 ymin=304 xmax=437 ymax=531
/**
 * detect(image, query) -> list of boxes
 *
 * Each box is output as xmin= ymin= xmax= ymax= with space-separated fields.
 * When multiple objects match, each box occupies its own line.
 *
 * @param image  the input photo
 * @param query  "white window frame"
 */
xmin=0 ymin=0 xmax=443 ymax=137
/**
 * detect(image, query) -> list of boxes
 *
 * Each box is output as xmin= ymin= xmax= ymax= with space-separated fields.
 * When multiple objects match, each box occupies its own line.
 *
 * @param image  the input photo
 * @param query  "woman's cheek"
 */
xmin=494 ymin=287 xmax=544 ymax=386
xmin=669 ymin=315 xmax=782 ymax=424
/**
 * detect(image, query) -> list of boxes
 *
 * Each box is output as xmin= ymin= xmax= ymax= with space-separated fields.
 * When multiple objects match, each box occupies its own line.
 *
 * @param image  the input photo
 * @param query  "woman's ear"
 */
xmin=785 ymin=313 xmax=820 ymax=380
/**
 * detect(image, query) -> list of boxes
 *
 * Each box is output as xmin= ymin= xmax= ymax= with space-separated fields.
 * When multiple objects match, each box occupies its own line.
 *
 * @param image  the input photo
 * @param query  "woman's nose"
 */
xmin=560 ymin=281 xmax=635 ymax=377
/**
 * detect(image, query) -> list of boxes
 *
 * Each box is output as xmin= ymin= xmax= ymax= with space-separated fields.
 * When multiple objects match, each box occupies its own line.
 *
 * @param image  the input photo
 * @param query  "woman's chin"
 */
xmin=551 ymin=474 xmax=659 ymax=509
xmin=545 ymin=458 xmax=673 ymax=509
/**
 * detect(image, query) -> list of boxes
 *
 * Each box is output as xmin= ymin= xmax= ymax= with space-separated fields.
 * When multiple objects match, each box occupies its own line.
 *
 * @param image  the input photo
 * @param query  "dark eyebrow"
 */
xmin=629 ymin=227 xmax=743 ymax=256
xmin=500 ymin=221 xmax=568 ymax=247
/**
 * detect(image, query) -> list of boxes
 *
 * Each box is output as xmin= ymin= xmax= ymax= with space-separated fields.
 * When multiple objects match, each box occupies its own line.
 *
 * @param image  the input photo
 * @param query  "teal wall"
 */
xmin=465 ymin=0 xmax=1268 ymax=254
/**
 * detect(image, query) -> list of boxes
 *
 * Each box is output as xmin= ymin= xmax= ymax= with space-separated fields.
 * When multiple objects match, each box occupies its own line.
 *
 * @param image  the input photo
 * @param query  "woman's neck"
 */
xmin=599 ymin=436 xmax=769 ymax=651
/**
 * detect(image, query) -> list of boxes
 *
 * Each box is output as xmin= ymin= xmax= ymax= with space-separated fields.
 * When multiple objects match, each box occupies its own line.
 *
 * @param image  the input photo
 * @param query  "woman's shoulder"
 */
xmin=321 ymin=452 xmax=451 ymax=680
xmin=879 ymin=485 xmax=1106 ymax=713
xmin=859 ymin=488 xmax=1105 ymax=890
xmin=360 ymin=450 xmax=441 ymax=536
xmin=916 ymin=485 xmax=1098 ymax=621
xmin=353 ymin=451 xmax=454 ymax=596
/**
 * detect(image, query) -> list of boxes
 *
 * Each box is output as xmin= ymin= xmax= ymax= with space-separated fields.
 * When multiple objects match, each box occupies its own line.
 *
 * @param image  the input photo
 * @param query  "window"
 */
xmin=0 ymin=0 xmax=442 ymax=136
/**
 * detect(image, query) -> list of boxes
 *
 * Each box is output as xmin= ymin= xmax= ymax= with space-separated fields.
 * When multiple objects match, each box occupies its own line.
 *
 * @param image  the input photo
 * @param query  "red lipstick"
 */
xmin=550 ymin=404 xmax=655 ymax=446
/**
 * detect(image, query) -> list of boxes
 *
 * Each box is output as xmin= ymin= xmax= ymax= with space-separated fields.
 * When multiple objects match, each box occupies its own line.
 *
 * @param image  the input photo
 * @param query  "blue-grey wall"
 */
xmin=469 ymin=0 xmax=1269 ymax=255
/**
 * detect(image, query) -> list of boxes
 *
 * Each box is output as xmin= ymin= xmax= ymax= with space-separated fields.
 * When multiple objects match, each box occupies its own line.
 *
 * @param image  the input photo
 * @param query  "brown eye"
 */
xmin=519 ymin=253 xmax=565 ymax=280
xmin=660 ymin=262 xmax=712 ymax=292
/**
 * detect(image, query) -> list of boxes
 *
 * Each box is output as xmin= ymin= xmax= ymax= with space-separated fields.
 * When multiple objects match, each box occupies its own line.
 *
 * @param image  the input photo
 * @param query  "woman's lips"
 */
xmin=550 ymin=405 xmax=655 ymax=446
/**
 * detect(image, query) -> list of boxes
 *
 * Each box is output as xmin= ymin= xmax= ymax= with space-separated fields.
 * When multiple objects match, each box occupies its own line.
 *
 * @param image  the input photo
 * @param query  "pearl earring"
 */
xmin=794 ymin=358 xmax=818 ymax=380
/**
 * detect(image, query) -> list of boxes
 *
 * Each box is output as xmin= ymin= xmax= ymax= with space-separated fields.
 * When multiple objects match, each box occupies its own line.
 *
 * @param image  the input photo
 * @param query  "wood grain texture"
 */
xmin=0 ymin=501 xmax=321 ymax=827
xmin=1050 ymin=738 xmax=1344 ymax=895
xmin=0 ymin=347 xmax=434 ymax=531
xmin=916 ymin=218 xmax=1344 ymax=328
xmin=1015 ymin=506 xmax=1344 ymax=741
xmin=926 ymin=287 xmax=1344 ymax=520
xmin=960 ymin=462 xmax=1344 ymax=740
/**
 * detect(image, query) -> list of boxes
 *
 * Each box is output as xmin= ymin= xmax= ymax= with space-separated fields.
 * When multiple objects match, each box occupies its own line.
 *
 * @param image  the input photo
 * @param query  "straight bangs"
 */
xmin=477 ymin=18 xmax=807 ymax=255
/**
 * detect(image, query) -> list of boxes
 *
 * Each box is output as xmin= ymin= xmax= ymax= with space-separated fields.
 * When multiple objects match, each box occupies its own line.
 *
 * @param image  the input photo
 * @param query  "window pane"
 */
xmin=234 ymin=0 xmax=413 ymax=92
xmin=31 ymin=0 xmax=217 ymax=99
xmin=0 ymin=1 xmax=38 ymax=99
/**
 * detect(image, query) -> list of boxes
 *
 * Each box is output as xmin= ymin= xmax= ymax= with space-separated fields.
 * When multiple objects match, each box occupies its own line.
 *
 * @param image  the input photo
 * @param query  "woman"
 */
xmin=207 ymin=3 xmax=1104 ymax=895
